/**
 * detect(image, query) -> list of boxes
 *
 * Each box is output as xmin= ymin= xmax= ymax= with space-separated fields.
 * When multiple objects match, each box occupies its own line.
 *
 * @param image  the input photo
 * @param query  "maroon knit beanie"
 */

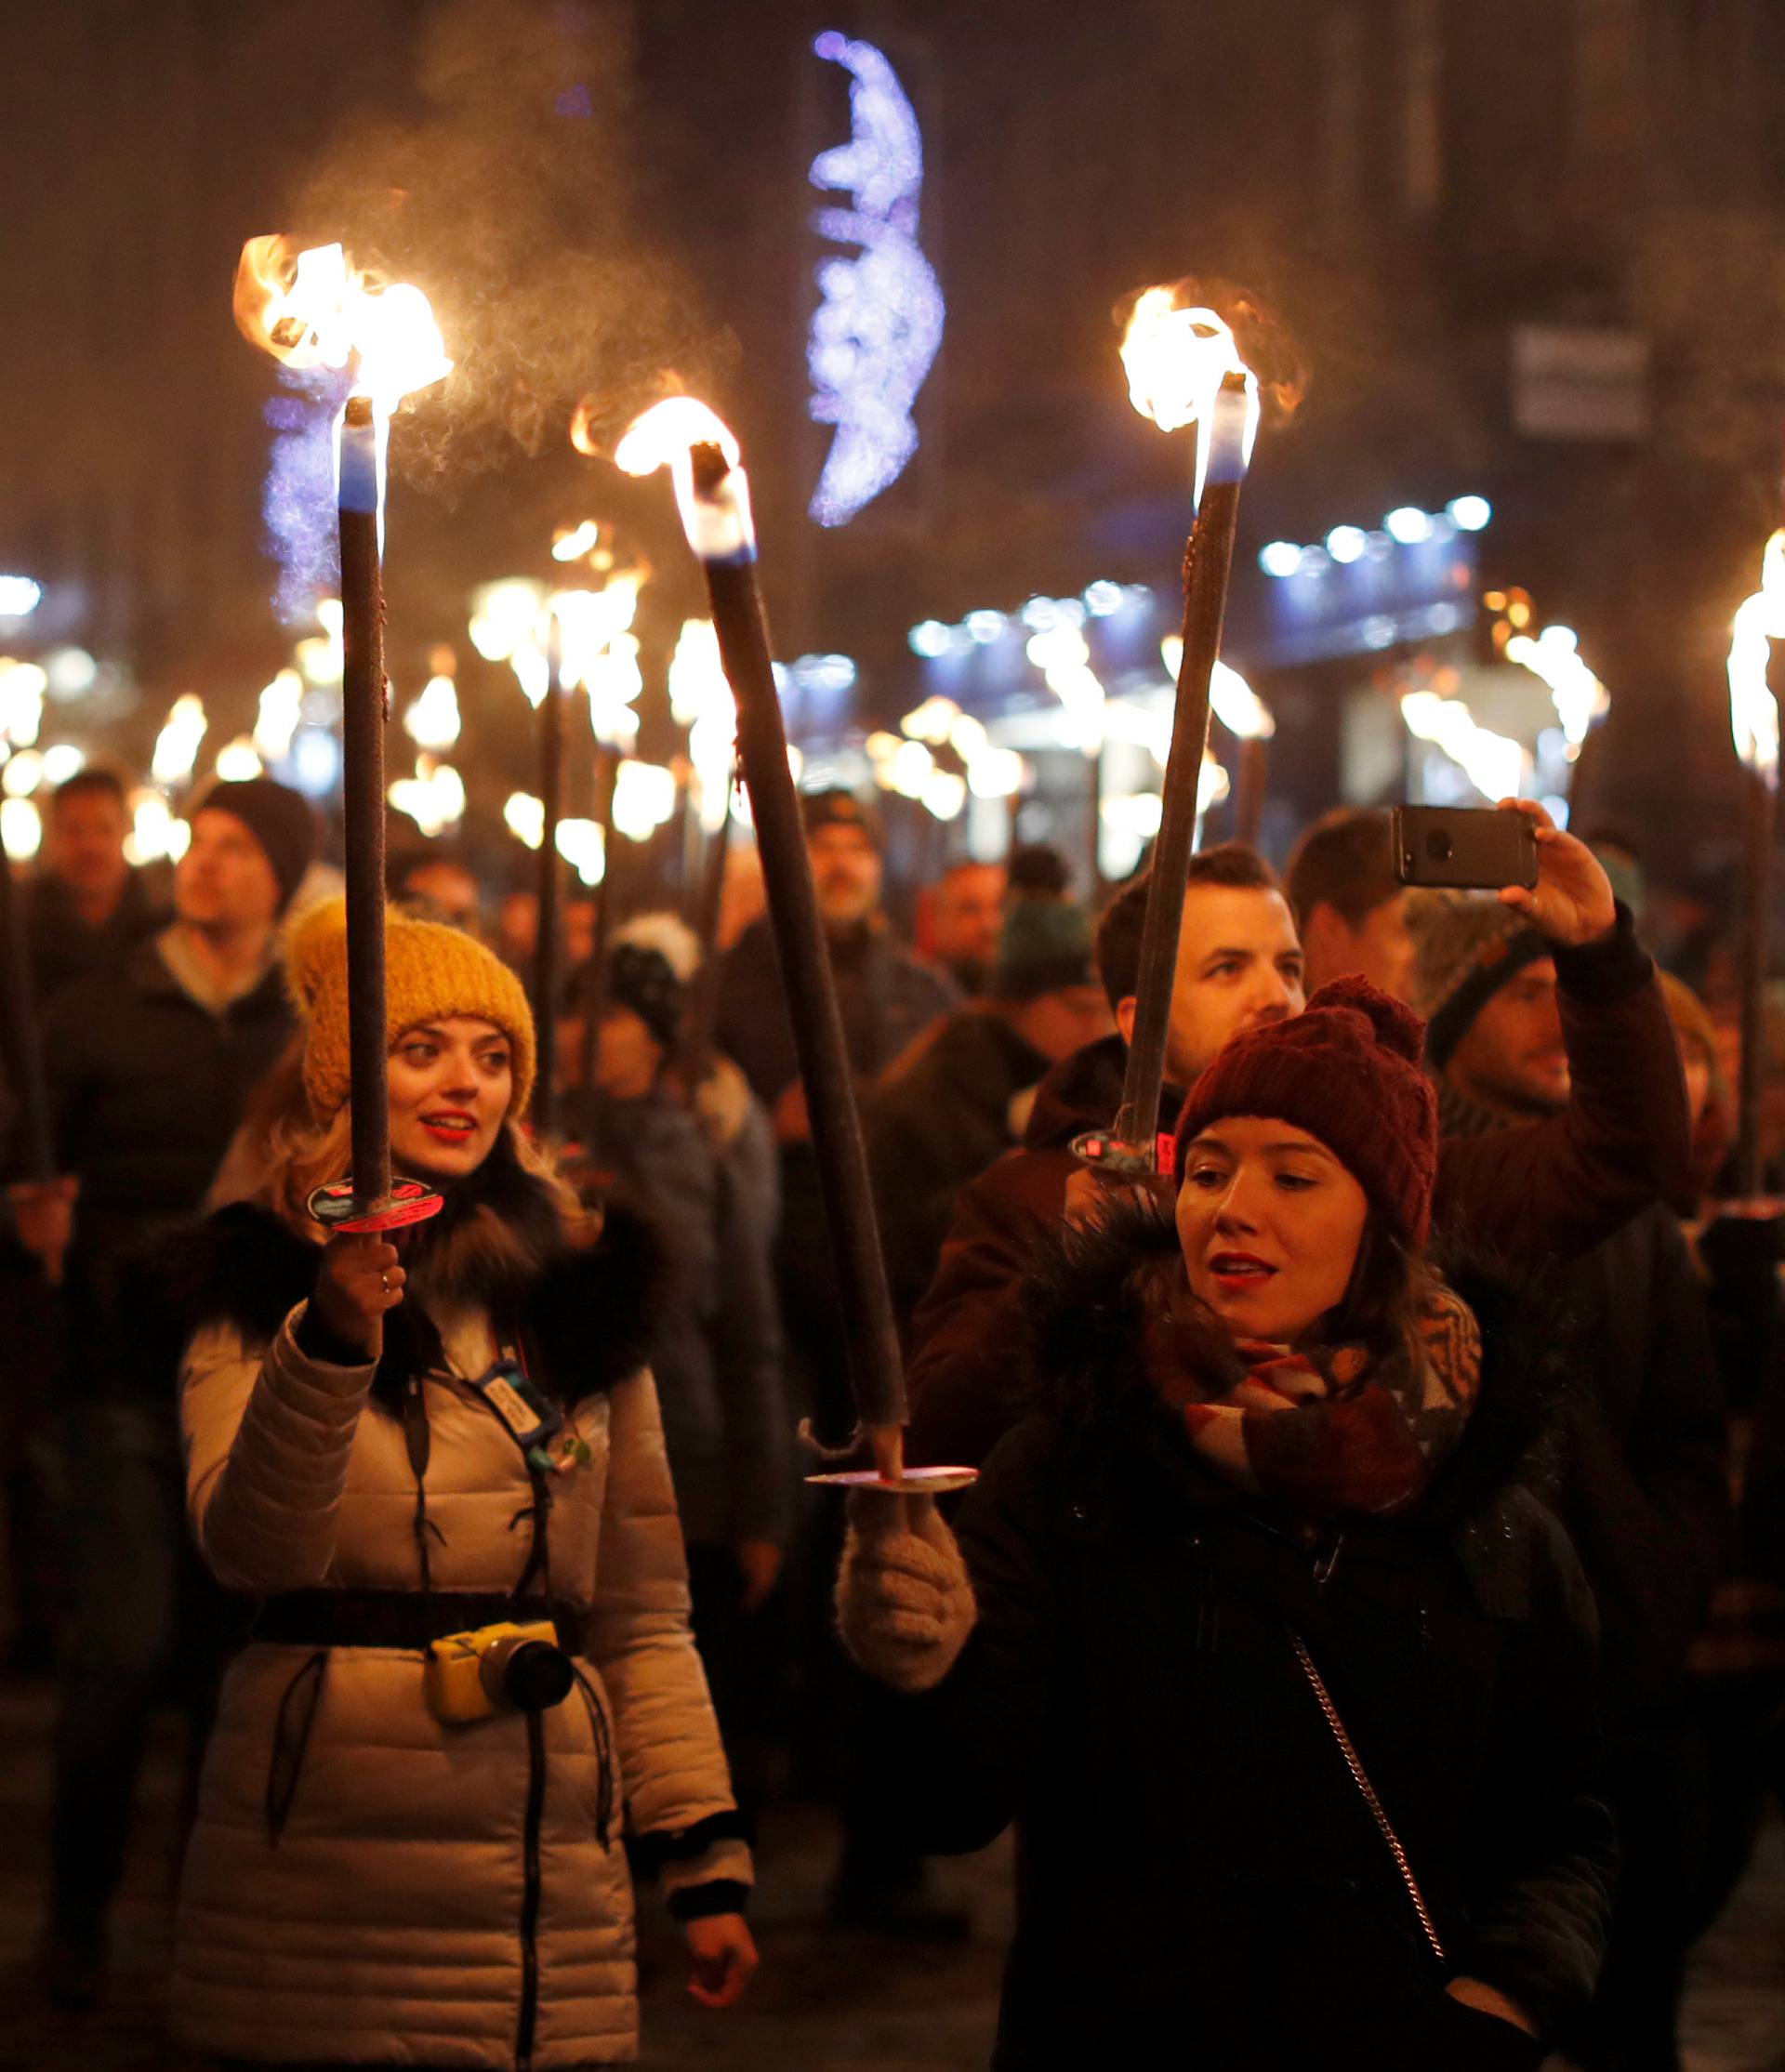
xmin=1171 ymin=975 xmax=1440 ymax=1247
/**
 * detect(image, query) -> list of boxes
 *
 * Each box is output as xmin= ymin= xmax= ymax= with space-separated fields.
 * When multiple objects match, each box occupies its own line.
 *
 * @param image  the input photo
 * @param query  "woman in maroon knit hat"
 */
xmin=836 ymin=977 xmax=1614 ymax=2071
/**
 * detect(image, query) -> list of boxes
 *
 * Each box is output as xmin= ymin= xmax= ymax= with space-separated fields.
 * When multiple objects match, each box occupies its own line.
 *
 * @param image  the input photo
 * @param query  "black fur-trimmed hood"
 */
xmin=1018 ymin=1196 xmax=1574 ymax=1530
xmin=125 ymin=1139 xmax=663 ymax=1411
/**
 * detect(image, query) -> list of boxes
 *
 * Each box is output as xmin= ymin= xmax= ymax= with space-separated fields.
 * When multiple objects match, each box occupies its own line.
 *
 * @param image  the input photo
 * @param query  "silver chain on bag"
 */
xmin=1289 ymin=1630 xmax=1448 ymax=1967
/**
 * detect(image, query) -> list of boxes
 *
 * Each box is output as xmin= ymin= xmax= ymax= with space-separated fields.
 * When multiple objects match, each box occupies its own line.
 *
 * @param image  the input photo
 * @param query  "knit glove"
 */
xmin=836 ymin=1492 xmax=976 ymax=1693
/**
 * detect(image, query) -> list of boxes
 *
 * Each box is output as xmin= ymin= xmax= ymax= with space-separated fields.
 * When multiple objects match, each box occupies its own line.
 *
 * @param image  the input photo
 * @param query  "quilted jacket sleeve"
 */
xmin=584 ymin=1367 xmax=753 ymax=1907
xmin=180 ymin=1304 xmax=376 ymax=1594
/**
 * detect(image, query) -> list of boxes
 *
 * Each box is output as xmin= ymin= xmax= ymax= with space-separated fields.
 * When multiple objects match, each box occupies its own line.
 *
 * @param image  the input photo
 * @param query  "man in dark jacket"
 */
xmin=5 ymin=767 xmax=169 ymax=1671
xmin=9 ymin=775 xmax=315 ymax=2010
xmin=907 ymin=805 xmax=1693 ymax=1470
xmin=715 ymin=786 xmax=956 ymax=1439
xmin=908 ymin=842 xmax=1305 ymax=1464
xmin=716 ymin=788 xmax=958 ymax=1130
xmin=23 ymin=766 xmax=169 ymax=1005
xmin=1414 ymin=892 xmax=1727 ymax=2072
xmin=868 ymin=894 xmax=1112 ymax=1335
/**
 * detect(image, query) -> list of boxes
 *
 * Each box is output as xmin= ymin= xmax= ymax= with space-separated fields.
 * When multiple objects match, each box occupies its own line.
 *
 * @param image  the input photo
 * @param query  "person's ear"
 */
xmin=1115 ymin=995 xmax=1138 ymax=1047
xmin=1302 ymin=902 xmax=1347 ymax=976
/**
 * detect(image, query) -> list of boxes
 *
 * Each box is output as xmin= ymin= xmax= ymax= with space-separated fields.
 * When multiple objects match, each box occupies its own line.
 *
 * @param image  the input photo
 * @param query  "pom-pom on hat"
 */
xmin=284 ymin=898 xmax=536 ymax=1124
xmin=1171 ymin=975 xmax=1440 ymax=1247
xmin=602 ymin=912 xmax=702 ymax=1050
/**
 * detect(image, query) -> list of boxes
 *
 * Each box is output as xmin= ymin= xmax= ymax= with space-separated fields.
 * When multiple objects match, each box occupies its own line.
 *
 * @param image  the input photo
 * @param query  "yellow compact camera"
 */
xmin=424 ymin=1620 xmax=575 ymax=1723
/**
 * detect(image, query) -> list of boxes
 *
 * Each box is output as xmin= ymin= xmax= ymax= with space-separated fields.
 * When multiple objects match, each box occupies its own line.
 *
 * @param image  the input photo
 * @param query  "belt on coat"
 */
xmin=254 ymin=1588 xmax=582 ymax=1651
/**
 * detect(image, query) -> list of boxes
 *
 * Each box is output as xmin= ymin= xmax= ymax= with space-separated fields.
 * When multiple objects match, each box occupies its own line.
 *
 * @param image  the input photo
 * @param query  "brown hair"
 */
xmin=47 ymin=765 xmax=130 ymax=815
xmin=1285 ymin=807 xmax=1398 ymax=932
xmin=1094 ymin=843 xmax=1282 ymax=1010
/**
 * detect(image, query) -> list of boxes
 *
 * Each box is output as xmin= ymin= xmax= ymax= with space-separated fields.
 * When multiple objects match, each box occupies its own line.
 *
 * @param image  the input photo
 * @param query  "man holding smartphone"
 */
xmin=906 ymin=798 xmax=1692 ymax=1469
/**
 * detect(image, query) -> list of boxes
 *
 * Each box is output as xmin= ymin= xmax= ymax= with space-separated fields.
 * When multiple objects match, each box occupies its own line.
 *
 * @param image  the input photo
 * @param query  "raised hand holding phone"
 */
xmin=1490 ymin=798 xmax=1617 ymax=947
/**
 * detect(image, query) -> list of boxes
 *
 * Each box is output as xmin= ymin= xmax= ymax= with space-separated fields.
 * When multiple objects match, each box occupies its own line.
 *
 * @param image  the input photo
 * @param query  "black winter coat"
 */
xmin=866 ymin=1008 xmax=1051 ymax=1333
xmin=885 ymin=1213 xmax=1615 ymax=2071
xmin=24 ymin=866 xmax=169 ymax=1006
xmin=1540 ymin=1203 xmax=1728 ymax=1728
xmin=715 ymin=912 xmax=957 ymax=1110
xmin=43 ymin=935 xmax=295 ymax=1396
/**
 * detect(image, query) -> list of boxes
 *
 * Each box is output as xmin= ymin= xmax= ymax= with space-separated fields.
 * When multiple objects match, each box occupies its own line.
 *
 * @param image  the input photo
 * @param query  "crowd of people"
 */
xmin=1 ymin=756 xmax=1782 ymax=2069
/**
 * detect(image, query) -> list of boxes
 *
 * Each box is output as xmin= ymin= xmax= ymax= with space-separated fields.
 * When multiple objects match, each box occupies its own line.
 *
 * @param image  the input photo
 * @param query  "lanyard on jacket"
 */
xmin=466 ymin=1353 xmax=562 ymax=1475
xmin=463 ymin=1344 xmax=591 ymax=1479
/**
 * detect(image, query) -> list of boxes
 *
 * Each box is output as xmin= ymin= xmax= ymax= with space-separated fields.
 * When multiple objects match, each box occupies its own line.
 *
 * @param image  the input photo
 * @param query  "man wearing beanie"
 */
xmin=908 ymin=801 xmax=1695 ymax=1473
xmin=868 ymin=894 xmax=1114 ymax=1333
xmin=13 ymin=772 xmax=317 ymax=2009
xmin=1415 ymin=893 xmax=1727 ymax=2072
xmin=713 ymin=786 xmax=954 ymax=1434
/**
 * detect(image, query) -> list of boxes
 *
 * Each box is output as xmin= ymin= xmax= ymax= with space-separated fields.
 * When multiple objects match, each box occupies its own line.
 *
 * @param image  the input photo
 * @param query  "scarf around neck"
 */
xmin=1148 ymin=1277 xmax=1484 ymax=1518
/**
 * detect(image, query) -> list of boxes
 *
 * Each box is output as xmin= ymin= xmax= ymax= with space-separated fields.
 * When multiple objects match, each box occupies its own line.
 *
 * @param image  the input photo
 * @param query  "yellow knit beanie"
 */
xmin=284 ymin=898 xmax=537 ymax=1123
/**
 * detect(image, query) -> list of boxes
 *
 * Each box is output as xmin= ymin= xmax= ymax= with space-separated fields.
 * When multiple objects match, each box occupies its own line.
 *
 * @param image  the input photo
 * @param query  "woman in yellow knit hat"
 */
xmin=166 ymin=901 xmax=757 ymax=2070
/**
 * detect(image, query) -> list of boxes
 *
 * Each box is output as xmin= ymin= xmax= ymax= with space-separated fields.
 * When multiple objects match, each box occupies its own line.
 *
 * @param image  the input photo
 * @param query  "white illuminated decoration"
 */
xmin=807 ymin=33 xmax=944 ymax=528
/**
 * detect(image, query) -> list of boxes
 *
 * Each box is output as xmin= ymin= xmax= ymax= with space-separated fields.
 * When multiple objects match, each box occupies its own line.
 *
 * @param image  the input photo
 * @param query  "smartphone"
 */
xmin=1392 ymin=805 xmax=1540 ymax=891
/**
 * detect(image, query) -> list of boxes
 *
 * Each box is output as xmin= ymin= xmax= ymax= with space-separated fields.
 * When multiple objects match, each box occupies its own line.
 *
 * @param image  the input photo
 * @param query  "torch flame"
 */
xmin=614 ymin=397 xmax=741 ymax=476
xmin=235 ymin=236 xmax=452 ymax=414
xmin=389 ymin=755 xmax=466 ymax=838
xmin=1119 ymin=286 xmax=1260 ymax=497
xmin=1161 ymin=635 xmax=1274 ymax=740
xmin=612 ymin=397 xmax=754 ymax=562
xmin=0 ymin=658 xmax=48 ymax=748
xmin=612 ymin=760 xmax=680 ymax=843
xmin=669 ymin=620 xmax=737 ymax=834
xmin=403 ymin=672 xmax=462 ymax=753
xmin=552 ymin=520 xmax=602 ymax=564
xmin=1401 ymin=690 xmax=1528 ymax=803
xmin=1504 ymin=625 xmax=1608 ymax=752
xmin=1025 ymin=623 xmax=1106 ymax=753
xmin=151 ymin=694 xmax=208 ymax=786
xmin=214 ymin=736 xmax=264 ymax=783
xmin=1727 ymin=531 xmax=1785 ymax=787
xmin=253 ymin=668 xmax=304 ymax=764
xmin=554 ymin=570 xmax=645 ymax=749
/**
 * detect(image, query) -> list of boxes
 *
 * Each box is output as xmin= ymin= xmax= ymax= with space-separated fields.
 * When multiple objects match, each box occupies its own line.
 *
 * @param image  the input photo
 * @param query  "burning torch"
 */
xmin=1726 ymin=532 xmax=1784 ymax=1199
xmin=1078 ymin=284 xmax=1300 ymax=1174
xmin=612 ymin=398 xmax=969 ymax=1497
xmin=668 ymin=618 xmax=740 ymax=1087
xmin=236 ymin=236 xmax=451 ymax=1234
xmin=1161 ymin=637 xmax=1274 ymax=847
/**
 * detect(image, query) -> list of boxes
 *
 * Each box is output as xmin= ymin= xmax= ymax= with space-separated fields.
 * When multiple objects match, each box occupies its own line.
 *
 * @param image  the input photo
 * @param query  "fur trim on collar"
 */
xmin=134 ymin=1145 xmax=662 ymax=1410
